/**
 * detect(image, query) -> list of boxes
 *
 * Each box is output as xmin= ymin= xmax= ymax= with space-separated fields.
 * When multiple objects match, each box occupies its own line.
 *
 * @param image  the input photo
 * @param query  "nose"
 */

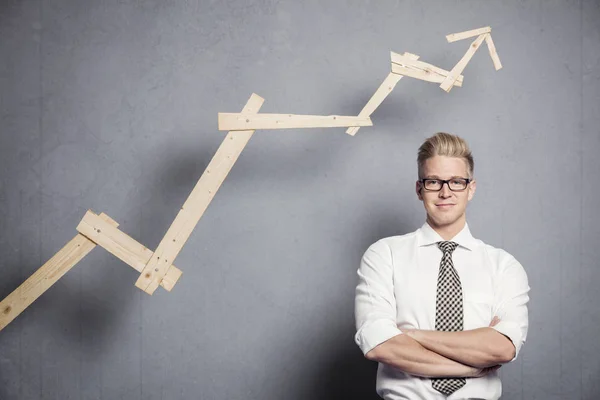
xmin=439 ymin=182 xmax=453 ymax=197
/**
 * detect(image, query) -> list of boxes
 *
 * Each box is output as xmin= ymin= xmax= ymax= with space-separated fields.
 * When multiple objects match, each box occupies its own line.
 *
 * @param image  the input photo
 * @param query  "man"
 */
xmin=354 ymin=132 xmax=529 ymax=399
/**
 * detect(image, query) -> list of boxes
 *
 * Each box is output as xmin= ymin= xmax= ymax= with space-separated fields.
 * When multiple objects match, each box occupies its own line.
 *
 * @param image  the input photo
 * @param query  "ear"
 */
xmin=416 ymin=180 xmax=423 ymax=201
xmin=467 ymin=179 xmax=476 ymax=201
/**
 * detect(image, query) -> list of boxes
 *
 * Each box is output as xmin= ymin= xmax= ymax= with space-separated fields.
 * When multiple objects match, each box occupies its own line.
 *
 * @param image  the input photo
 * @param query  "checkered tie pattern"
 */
xmin=431 ymin=241 xmax=466 ymax=396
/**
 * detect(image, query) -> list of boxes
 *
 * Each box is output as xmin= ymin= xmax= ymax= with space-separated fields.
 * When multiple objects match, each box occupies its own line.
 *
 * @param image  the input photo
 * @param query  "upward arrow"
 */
xmin=446 ymin=26 xmax=491 ymax=42
xmin=440 ymin=26 xmax=502 ymax=92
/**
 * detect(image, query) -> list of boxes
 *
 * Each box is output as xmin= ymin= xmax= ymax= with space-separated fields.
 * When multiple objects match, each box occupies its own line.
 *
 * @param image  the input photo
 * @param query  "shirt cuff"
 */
xmin=491 ymin=320 xmax=523 ymax=361
xmin=355 ymin=319 xmax=402 ymax=355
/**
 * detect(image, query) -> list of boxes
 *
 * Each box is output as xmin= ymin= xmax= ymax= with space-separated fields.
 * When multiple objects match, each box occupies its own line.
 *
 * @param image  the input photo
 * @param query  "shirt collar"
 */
xmin=417 ymin=221 xmax=479 ymax=251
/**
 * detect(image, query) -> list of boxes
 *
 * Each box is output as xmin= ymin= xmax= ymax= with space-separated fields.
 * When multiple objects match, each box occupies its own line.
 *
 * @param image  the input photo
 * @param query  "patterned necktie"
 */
xmin=431 ymin=241 xmax=466 ymax=396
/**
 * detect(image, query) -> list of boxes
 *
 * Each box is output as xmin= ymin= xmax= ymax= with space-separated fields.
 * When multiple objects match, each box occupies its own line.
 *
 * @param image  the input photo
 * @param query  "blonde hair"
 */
xmin=417 ymin=132 xmax=474 ymax=178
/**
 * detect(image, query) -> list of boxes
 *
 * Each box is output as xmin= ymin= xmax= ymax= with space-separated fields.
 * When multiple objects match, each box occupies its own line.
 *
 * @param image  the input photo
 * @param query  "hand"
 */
xmin=489 ymin=316 xmax=501 ymax=327
xmin=468 ymin=364 xmax=501 ymax=378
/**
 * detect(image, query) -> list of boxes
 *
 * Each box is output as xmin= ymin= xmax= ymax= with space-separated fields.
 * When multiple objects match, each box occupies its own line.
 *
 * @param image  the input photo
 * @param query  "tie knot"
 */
xmin=437 ymin=241 xmax=459 ymax=254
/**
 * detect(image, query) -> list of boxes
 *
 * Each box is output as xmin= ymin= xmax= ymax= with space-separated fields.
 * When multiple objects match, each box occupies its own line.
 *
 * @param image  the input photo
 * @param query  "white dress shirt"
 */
xmin=354 ymin=222 xmax=530 ymax=400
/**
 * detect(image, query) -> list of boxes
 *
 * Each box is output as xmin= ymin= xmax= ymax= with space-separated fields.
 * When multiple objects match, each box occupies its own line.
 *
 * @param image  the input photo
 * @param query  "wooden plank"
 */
xmin=346 ymin=74 xmax=401 ymax=137
xmin=446 ymin=26 xmax=491 ymax=43
xmin=346 ymin=52 xmax=420 ymax=136
xmin=391 ymin=64 xmax=463 ymax=87
xmin=161 ymin=262 xmax=182 ymax=292
xmin=134 ymin=94 xmax=265 ymax=295
xmin=390 ymin=51 xmax=465 ymax=84
xmin=0 ymin=213 xmax=116 ymax=332
xmin=218 ymin=113 xmax=372 ymax=131
xmin=402 ymin=51 xmax=420 ymax=60
xmin=76 ymin=210 xmax=183 ymax=291
xmin=440 ymin=33 xmax=487 ymax=92
xmin=485 ymin=33 xmax=502 ymax=70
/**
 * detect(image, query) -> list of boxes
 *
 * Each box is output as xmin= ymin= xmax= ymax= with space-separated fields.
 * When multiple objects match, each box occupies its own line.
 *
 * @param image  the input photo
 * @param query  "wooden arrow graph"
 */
xmin=347 ymin=26 xmax=501 ymax=135
xmin=0 ymin=26 xmax=502 ymax=332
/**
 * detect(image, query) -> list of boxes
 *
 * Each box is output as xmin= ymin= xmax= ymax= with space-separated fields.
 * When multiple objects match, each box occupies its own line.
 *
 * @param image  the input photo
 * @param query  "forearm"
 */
xmin=366 ymin=333 xmax=477 ymax=378
xmin=408 ymin=328 xmax=515 ymax=368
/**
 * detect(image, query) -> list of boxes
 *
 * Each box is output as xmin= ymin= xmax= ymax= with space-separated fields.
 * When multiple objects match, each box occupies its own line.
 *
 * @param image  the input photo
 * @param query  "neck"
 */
xmin=426 ymin=214 xmax=466 ymax=241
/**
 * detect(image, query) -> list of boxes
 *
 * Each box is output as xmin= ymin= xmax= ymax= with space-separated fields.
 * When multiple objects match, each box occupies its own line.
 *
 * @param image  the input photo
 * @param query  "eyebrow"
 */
xmin=424 ymin=175 xmax=467 ymax=179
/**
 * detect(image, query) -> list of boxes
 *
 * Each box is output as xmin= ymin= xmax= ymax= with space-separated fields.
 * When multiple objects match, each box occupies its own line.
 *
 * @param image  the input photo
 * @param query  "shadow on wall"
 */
xmin=0 ymin=260 xmax=30 ymax=400
xmin=0 ymin=268 xmax=26 ymax=305
xmin=309 ymin=341 xmax=381 ymax=400
xmin=304 ymin=216 xmax=416 ymax=400
xmin=43 ymin=251 xmax=142 ymax=355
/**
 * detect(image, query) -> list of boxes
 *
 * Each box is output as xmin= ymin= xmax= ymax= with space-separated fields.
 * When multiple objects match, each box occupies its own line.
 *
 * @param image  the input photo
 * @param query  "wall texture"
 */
xmin=1 ymin=0 xmax=599 ymax=399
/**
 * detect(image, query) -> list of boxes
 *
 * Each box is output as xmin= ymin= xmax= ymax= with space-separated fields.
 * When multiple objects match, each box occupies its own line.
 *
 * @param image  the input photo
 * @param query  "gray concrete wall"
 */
xmin=0 ymin=0 xmax=598 ymax=399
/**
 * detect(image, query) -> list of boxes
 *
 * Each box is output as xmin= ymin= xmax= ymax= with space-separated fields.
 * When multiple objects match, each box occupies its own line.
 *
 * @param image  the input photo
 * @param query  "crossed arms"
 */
xmin=355 ymin=241 xmax=530 ymax=379
xmin=364 ymin=317 xmax=513 ymax=378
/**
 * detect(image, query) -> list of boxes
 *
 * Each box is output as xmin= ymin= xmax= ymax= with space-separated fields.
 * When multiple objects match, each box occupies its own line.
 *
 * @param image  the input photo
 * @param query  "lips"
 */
xmin=436 ymin=204 xmax=455 ymax=207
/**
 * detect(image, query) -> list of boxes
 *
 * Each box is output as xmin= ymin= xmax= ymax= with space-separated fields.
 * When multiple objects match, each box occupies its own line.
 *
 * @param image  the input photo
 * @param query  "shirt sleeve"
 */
xmin=491 ymin=252 xmax=530 ymax=362
xmin=354 ymin=239 xmax=402 ymax=355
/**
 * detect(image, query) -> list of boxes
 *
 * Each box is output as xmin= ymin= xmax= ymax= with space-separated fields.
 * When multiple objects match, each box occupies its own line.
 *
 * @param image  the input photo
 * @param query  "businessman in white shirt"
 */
xmin=354 ymin=132 xmax=530 ymax=399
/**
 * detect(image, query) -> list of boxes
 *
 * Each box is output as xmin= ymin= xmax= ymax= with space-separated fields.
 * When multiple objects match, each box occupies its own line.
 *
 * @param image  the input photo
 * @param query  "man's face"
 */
xmin=415 ymin=155 xmax=476 ymax=229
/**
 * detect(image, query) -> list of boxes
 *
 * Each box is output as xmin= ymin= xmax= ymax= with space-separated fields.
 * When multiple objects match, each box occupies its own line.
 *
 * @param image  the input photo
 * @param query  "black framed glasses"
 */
xmin=419 ymin=178 xmax=471 ymax=192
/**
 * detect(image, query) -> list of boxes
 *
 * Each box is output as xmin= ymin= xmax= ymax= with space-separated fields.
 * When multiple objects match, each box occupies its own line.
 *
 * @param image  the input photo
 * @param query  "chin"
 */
xmin=433 ymin=218 xmax=455 ymax=227
xmin=429 ymin=212 xmax=460 ymax=226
